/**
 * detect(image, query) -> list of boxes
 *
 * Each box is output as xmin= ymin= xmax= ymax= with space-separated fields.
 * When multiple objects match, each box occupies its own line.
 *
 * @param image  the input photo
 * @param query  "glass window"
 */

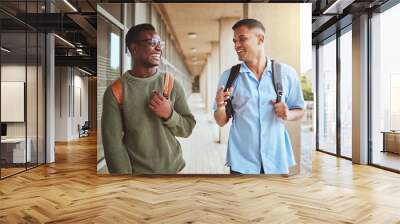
xmin=0 ymin=0 xmax=46 ymax=179
xmin=110 ymin=32 xmax=120 ymax=70
xmin=318 ymin=36 xmax=337 ymax=155
xmin=340 ymin=29 xmax=352 ymax=158
xmin=1 ymin=31 xmax=28 ymax=178
xmin=371 ymin=3 xmax=400 ymax=171
xmin=97 ymin=15 xmax=123 ymax=173
xmin=38 ymin=33 xmax=45 ymax=165
xmin=27 ymin=31 xmax=38 ymax=169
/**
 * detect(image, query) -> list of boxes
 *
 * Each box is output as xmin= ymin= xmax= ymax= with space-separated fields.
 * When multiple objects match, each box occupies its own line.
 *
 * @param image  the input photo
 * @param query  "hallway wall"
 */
xmin=55 ymin=67 xmax=89 ymax=141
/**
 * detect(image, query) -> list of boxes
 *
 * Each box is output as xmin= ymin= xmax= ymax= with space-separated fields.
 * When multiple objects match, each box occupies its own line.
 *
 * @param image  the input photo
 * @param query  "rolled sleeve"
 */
xmin=213 ymin=69 xmax=230 ymax=112
xmin=285 ymin=68 xmax=305 ymax=110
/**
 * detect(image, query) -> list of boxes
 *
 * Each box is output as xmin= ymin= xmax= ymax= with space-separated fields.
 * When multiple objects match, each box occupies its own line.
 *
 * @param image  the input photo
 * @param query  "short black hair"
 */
xmin=125 ymin=23 xmax=156 ymax=49
xmin=232 ymin=19 xmax=265 ymax=33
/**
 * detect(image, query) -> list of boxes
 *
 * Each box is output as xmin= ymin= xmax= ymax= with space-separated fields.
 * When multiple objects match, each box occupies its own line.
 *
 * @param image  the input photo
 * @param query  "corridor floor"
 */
xmin=179 ymin=93 xmax=229 ymax=174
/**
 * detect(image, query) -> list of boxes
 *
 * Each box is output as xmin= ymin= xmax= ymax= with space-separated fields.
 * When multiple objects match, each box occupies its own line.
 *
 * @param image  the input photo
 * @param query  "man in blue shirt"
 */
xmin=214 ymin=19 xmax=305 ymax=175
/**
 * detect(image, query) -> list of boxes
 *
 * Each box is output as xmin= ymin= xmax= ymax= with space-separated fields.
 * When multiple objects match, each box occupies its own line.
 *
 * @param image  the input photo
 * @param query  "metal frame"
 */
xmin=336 ymin=28 xmax=341 ymax=157
xmin=315 ymin=44 xmax=319 ymax=151
xmin=315 ymin=21 xmax=353 ymax=161
xmin=315 ymin=33 xmax=338 ymax=156
xmin=97 ymin=4 xmax=125 ymax=77
xmin=367 ymin=11 xmax=373 ymax=166
xmin=0 ymin=0 xmax=47 ymax=180
xmin=316 ymin=0 xmax=400 ymax=173
xmin=95 ymin=3 xmax=127 ymax=173
xmin=97 ymin=5 xmax=125 ymax=30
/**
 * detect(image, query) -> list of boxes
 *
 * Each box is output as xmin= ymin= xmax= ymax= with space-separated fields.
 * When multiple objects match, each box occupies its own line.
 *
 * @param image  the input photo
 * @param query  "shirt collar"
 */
xmin=239 ymin=57 xmax=272 ymax=78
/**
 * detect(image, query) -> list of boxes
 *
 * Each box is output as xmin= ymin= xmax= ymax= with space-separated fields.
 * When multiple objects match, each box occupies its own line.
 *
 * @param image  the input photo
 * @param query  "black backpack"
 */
xmin=224 ymin=59 xmax=283 ymax=119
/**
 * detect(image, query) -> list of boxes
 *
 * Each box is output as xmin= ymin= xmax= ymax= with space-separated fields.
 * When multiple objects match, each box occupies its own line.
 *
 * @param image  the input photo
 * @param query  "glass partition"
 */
xmin=317 ymin=36 xmax=337 ymax=155
xmin=339 ymin=29 xmax=352 ymax=159
xmin=0 ymin=1 xmax=46 ymax=179
xmin=371 ymin=3 xmax=400 ymax=171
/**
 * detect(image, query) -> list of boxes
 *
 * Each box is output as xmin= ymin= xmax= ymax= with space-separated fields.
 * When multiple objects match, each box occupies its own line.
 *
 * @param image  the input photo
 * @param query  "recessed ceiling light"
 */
xmin=1 ymin=47 xmax=11 ymax=53
xmin=54 ymin=34 xmax=75 ymax=48
xmin=188 ymin=32 xmax=197 ymax=39
xmin=78 ymin=67 xmax=93 ymax=76
xmin=190 ymin=48 xmax=197 ymax=53
xmin=63 ymin=0 xmax=78 ymax=12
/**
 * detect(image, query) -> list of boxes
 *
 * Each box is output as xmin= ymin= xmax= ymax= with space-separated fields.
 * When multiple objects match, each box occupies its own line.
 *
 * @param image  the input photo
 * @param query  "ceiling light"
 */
xmin=192 ymin=56 xmax=198 ymax=61
xmin=322 ymin=0 xmax=354 ymax=15
xmin=54 ymin=34 xmax=75 ymax=48
xmin=190 ymin=48 xmax=197 ymax=53
xmin=1 ymin=47 xmax=11 ymax=53
xmin=78 ymin=67 xmax=92 ymax=76
xmin=76 ymin=48 xmax=83 ymax=52
xmin=188 ymin=32 xmax=197 ymax=39
xmin=63 ymin=0 xmax=78 ymax=12
xmin=193 ymin=61 xmax=198 ymax=65
xmin=41 ymin=5 xmax=46 ymax=11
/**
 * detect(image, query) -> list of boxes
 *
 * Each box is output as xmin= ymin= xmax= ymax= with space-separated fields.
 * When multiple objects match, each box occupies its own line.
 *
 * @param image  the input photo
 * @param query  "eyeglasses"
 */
xmin=135 ymin=38 xmax=165 ymax=49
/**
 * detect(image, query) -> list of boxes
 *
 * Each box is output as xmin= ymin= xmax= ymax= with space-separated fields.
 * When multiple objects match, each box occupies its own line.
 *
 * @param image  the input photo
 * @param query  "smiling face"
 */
xmin=232 ymin=26 xmax=264 ymax=63
xmin=130 ymin=30 xmax=163 ymax=68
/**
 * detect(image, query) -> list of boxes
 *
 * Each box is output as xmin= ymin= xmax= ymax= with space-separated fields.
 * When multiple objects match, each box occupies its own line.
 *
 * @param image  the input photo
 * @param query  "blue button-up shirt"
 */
xmin=214 ymin=59 xmax=305 ymax=174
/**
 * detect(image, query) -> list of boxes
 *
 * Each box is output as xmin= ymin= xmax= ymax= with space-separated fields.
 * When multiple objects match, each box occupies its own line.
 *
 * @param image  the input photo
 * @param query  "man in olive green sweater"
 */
xmin=101 ymin=24 xmax=196 ymax=174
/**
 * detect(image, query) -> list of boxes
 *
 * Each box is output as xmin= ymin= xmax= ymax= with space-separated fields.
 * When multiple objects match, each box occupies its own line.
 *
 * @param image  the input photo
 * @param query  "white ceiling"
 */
xmin=160 ymin=3 xmax=243 ymax=76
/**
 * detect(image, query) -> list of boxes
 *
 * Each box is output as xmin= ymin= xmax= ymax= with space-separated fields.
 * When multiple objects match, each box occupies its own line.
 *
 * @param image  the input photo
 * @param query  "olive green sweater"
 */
xmin=101 ymin=71 xmax=196 ymax=174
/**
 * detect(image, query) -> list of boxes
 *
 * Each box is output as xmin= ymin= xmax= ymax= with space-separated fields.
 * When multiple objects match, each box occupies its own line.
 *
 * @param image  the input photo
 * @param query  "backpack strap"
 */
xmin=225 ymin=64 xmax=241 ymax=119
xmin=163 ymin=72 xmax=174 ymax=99
xmin=111 ymin=79 xmax=123 ymax=107
xmin=271 ymin=59 xmax=283 ymax=103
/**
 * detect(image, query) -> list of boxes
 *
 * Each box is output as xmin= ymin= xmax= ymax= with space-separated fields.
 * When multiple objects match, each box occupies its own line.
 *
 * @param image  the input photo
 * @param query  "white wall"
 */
xmin=55 ymin=67 xmax=89 ymax=141
xmin=1 ymin=63 xmax=46 ymax=164
xmin=1 ymin=65 xmax=35 ymax=138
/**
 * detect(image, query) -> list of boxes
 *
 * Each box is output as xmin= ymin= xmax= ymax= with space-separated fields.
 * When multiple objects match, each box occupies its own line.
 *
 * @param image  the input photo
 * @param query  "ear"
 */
xmin=257 ymin=34 xmax=265 ymax=45
xmin=128 ymin=43 xmax=137 ymax=55
xmin=132 ymin=46 xmax=137 ymax=55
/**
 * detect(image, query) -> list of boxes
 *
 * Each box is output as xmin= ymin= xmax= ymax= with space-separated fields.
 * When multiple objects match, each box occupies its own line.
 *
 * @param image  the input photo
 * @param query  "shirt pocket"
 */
xmin=231 ymin=94 xmax=251 ymax=114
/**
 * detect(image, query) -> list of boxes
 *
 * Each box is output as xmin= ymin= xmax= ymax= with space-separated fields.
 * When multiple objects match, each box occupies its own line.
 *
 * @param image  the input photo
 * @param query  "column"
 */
xmin=352 ymin=14 xmax=369 ymax=165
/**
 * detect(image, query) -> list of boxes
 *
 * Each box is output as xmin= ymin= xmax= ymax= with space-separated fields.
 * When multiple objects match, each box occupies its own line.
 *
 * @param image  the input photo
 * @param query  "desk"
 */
xmin=381 ymin=131 xmax=400 ymax=154
xmin=1 ymin=138 xmax=31 ymax=163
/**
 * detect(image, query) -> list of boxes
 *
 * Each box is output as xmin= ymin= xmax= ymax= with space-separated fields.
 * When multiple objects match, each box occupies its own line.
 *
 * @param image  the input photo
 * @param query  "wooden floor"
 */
xmin=373 ymin=151 xmax=400 ymax=171
xmin=0 ymin=167 xmax=26 ymax=178
xmin=1 ymin=135 xmax=400 ymax=223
